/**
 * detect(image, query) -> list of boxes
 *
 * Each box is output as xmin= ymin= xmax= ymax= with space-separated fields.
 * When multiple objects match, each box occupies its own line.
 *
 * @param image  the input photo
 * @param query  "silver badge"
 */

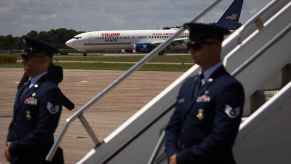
xmin=224 ymin=105 xmax=240 ymax=119
xmin=46 ymin=102 xmax=60 ymax=114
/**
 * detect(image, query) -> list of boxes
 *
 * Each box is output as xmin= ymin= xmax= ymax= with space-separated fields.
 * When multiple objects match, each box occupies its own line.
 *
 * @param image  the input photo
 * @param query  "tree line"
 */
xmin=0 ymin=28 xmax=84 ymax=51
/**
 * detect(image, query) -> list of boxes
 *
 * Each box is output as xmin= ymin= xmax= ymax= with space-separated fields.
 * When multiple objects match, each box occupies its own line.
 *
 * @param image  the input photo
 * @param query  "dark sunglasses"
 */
xmin=187 ymin=40 xmax=217 ymax=50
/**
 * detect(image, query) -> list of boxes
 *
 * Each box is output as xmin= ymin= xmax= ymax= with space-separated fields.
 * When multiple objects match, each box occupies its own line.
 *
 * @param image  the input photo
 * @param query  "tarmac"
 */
xmin=0 ymin=68 xmax=182 ymax=164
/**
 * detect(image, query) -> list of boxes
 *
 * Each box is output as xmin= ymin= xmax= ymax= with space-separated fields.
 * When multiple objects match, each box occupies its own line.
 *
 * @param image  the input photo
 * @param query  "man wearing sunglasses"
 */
xmin=5 ymin=37 xmax=73 ymax=164
xmin=165 ymin=23 xmax=245 ymax=164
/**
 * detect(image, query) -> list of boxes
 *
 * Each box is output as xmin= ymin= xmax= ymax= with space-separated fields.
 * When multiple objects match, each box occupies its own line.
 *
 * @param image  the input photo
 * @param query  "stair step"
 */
xmin=264 ymin=90 xmax=279 ymax=101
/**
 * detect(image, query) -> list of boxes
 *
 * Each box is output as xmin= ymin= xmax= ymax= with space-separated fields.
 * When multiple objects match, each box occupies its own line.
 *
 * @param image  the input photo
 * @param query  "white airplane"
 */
xmin=66 ymin=28 xmax=188 ymax=54
xmin=66 ymin=0 xmax=243 ymax=55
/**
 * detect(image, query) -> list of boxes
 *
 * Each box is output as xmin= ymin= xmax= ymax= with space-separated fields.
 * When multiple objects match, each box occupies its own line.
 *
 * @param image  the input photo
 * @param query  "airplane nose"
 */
xmin=65 ymin=39 xmax=74 ymax=48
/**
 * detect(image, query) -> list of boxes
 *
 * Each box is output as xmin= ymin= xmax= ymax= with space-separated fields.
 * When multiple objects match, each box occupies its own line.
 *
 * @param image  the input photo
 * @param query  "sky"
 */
xmin=0 ymin=0 xmax=271 ymax=36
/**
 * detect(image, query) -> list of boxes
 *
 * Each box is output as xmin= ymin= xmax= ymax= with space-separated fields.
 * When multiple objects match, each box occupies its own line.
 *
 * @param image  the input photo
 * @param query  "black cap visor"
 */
xmin=184 ymin=23 xmax=230 ymax=42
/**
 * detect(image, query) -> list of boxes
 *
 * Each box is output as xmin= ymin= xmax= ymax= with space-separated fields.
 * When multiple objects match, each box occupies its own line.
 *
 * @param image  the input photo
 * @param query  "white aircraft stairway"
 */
xmin=234 ymin=80 xmax=291 ymax=163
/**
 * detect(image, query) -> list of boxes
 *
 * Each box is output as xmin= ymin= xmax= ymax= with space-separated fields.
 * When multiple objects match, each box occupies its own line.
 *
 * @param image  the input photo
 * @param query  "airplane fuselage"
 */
xmin=66 ymin=29 xmax=189 ymax=53
xmin=65 ymin=0 xmax=243 ymax=54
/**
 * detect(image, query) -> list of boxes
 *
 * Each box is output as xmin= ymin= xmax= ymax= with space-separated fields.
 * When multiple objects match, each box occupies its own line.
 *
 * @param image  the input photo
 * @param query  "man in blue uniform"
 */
xmin=5 ymin=37 xmax=74 ymax=164
xmin=165 ymin=23 xmax=245 ymax=164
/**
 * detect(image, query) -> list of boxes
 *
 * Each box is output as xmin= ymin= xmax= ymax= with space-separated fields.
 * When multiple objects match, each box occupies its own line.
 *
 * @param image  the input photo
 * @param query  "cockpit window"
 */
xmin=74 ymin=36 xmax=82 ymax=39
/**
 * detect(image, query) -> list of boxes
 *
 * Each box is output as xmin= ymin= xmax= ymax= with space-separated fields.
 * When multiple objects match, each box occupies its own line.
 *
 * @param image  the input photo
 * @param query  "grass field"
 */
xmin=0 ymin=62 xmax=192 ymax=72
xmin=0 ymin=53 xmax=193 ymax=72
xmin=54 ymin=54 xmax=192 ymax=63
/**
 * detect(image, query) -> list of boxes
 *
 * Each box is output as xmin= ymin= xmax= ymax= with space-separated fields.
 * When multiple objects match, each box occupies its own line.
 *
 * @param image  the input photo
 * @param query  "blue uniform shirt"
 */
xmin=202 ymin=63 xmax=222 ymax=81
xmin=28 ymin=71 xmax=47 ymax=88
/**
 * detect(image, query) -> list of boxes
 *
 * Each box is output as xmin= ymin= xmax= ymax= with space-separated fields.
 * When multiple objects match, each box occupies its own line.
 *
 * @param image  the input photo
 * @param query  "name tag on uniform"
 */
xmin=196 ymin=95 xmax=211 ymax=103
xmin=24 ymin=96 xmax=38 ymax=105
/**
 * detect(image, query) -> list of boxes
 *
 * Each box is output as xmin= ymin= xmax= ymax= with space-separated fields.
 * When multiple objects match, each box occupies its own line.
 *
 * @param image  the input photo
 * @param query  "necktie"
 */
xmin=199 ymin=73 xmax=205 ymax=87
xmin=193 ymin=74 xmax=204 ymax=98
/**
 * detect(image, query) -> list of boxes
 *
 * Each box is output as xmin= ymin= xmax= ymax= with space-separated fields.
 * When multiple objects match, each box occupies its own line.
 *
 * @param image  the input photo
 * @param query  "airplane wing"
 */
xmin=135 ymin=37 xmax=188 ymax=53
xmin=149 ymin=37 xmax=188 ymax=46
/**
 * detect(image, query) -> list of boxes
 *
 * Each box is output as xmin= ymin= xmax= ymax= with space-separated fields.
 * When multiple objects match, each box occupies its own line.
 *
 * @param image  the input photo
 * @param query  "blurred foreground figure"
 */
xmin=5 ymin=37 xmax=74 ymax=164
xmin=165 ymin=23 xmax=245 ymax=164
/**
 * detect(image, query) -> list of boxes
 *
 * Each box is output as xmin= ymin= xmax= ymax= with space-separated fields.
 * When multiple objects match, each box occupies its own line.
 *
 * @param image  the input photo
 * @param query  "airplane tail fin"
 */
xmin=216 ymin=0 xmax=244 ymax=31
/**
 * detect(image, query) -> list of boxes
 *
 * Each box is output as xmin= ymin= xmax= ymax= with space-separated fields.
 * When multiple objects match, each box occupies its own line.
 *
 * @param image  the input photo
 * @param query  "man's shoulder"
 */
xmin=179 ymin=74 xmax=199 ymax=91
xmin=214 ymin=73 xmax=244 ymax=93
xmin=183 ymin=74 xmax=199 ymax=84
xmin=36 ymin=82 xmax=63 ymax=107
xmin=37 ymin=80 xmax=60 ymax=96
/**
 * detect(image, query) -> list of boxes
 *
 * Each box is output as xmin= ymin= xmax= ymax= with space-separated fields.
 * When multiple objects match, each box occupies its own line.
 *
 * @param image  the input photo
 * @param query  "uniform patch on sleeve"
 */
xmin=46 ymin=102 xmax=60 ymax=114
xmin=177 ymin=98 xmax=185 ymax=104
xmin=224 ymin=105 xmax=240 ymax=119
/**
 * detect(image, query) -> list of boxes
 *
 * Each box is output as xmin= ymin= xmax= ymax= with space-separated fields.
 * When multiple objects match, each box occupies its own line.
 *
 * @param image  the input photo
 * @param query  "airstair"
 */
xmin=46 ymin=0 xmax=291 ymax=163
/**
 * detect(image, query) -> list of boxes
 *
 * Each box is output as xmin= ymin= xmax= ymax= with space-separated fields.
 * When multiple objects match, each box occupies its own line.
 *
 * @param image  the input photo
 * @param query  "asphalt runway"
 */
xmin=0 ymin=68 xmax=182 ymax=164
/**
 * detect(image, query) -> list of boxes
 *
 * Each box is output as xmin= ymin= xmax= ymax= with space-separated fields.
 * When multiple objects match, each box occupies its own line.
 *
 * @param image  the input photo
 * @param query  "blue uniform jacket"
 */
xmin=165 ymin=66 xmax=245 ymax=164
xmin=6 ymin=72 xmax=67 ymax=163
